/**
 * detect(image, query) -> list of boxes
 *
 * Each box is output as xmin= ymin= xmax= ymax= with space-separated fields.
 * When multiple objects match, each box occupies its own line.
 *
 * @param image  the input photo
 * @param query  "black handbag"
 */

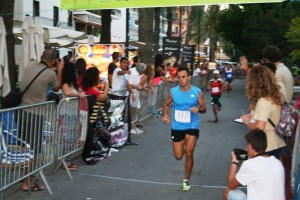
xmin=2 ymin=67 xmax=48 ymax=108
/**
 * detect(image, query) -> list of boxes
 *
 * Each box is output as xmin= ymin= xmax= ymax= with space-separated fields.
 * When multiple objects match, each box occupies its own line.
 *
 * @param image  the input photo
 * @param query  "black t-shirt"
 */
xmin=108 ymin=62 xmax=117 ymax=75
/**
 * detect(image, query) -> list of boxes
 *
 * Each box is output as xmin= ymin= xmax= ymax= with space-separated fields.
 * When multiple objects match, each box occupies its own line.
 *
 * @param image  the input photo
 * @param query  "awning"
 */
xmin=13 ymin=20 xmax=89 ymax=48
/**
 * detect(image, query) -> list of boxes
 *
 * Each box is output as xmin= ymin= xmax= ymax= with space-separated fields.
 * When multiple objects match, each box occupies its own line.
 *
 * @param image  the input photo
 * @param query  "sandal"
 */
xmin=63 ymin=163 xmax=78 ymax=171
xmin=23 ymin=184 xmax=45 ymax=192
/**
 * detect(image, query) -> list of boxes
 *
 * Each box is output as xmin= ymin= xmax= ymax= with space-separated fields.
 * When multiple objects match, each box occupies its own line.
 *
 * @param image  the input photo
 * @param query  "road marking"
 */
xmin=78 ymin=172 xmax=245 ymax=189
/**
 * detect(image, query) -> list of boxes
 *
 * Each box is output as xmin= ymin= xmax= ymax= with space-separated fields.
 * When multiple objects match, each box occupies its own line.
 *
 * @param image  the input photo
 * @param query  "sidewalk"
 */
xmin=4 ymin=79 xmax=249 ymax=200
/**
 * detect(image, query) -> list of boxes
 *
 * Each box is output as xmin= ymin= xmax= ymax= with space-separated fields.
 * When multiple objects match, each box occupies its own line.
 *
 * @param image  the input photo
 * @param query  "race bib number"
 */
xmin=227 ymin=74 xmax=232 ymax=78
xmin=212 ymin=87 xmax=219 ymax=93
xmin=175 ymin=110 xmax=191 ymax=123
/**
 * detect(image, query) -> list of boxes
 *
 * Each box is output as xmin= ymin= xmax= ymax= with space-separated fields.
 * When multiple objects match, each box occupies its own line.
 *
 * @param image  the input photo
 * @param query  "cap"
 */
xmin=213 ymin=70 xmax=219 ymax=75
xmin=136 ymin=63 xmax=146 ymax=73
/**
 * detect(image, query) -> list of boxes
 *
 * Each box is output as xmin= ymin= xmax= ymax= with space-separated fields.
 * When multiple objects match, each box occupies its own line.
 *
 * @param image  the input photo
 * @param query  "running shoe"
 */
xmin=182 ymin=179 xmax=191 ymax=191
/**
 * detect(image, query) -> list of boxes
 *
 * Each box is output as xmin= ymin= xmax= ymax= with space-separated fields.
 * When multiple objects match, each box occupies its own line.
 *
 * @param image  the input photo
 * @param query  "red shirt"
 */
xmin=84 ymin=87 xmax=101 ymax=98
xmin=210 ymin=80 xmax=222 ymax=95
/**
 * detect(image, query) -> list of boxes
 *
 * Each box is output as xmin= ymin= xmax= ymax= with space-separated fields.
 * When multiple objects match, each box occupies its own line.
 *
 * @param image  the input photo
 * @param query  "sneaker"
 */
xmin=182 ymin=179 xmax=191 ymax=191
xmin=136 ymin=128 xmax=144 ymax=134
xmin=130 ymin=129 xmax=139 ymax=135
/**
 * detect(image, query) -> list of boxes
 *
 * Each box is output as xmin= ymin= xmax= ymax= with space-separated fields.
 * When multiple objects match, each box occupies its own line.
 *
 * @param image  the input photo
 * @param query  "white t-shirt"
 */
xmin=127 ymin=68 xmax=141 ymax=108
xmin=112 ymin=67 xmax=127 ymax=91
xmin=276 ymin=63 xmax=293 ymax=103
xmin=236 ymin=156 xmax=285 ymax=200
xmin=193 ymin=68 xmax=201 ymax=76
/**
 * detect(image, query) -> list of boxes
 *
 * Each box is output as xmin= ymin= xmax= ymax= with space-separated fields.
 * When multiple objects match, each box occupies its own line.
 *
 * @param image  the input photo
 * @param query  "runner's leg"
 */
xmin=184 ymin=134 xmax=197 ymax=180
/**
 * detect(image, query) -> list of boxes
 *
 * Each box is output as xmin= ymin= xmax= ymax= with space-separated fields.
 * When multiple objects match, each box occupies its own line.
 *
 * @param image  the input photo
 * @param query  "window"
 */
xmin=67 ymin=11 xmax=73 ymax=26
xmin=33 ymin=1 xmax=40 ymax=17
xmin=53 ymin=6 xmax=59 ymax=27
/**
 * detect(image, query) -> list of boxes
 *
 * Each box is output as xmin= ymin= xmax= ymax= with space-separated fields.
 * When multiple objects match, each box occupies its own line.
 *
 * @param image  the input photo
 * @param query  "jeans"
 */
xmin=228 ymin=189 xmax=247 ymax=200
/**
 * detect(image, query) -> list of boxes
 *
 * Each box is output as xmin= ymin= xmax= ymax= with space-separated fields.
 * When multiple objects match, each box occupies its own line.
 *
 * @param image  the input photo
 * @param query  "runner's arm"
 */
xmin=163 ymin=92 xmax=172 ymax=124
xmin=198 ymin=91 xmax=206 ymax=113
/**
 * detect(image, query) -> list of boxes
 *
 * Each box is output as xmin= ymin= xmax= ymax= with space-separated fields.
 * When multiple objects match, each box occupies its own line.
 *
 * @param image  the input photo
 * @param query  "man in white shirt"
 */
xmin=224 ymin=128 xmax=285 ymax=200
xmin=262 ymin=45 xmax=293 ymax=103
xmin=111 ymin=57 xmax=136 ymax=101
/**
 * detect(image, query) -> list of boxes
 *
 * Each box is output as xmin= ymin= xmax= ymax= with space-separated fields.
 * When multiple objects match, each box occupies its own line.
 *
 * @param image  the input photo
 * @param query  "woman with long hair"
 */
xmin=153 ymin=54 xmax=167 ymax=84
xmin=61 ymin=62 xmax=85 ymax=171
xmin=240 ymin=65 xmax=285 ymax=158
xmin=80 ymin=67 xmax=109 ymax=101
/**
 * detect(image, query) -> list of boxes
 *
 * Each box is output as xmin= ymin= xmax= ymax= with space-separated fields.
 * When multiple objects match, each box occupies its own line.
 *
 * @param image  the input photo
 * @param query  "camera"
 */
xmin=233 ymin=148 xmax=248 ymax=161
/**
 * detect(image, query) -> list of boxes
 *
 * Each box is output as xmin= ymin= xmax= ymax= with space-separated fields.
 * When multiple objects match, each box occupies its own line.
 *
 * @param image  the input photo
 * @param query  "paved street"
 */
xmin=5 ymin=79 xmax=249 ymax=200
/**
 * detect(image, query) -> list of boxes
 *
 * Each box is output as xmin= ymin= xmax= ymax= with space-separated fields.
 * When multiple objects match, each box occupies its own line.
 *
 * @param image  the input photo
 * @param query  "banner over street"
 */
xmin=61 ymin=0 xmax=285 ymax=10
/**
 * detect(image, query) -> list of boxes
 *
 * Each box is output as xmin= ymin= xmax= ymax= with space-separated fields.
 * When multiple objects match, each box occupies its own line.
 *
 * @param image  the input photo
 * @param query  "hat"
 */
xmin=136 ymin=63 xmax=146 ymax=73
xmin=213 ymin=70 xmax=219 ymax=75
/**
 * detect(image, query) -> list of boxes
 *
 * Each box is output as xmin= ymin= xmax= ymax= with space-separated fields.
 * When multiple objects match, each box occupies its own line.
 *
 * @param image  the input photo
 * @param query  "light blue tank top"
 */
xmin=171 ymin=85 xmax=201 ymax=130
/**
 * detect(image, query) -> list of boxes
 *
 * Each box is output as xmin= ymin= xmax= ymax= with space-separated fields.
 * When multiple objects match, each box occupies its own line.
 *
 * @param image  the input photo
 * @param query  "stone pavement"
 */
xmin=4 ymin=79 xmax=249 ymax=200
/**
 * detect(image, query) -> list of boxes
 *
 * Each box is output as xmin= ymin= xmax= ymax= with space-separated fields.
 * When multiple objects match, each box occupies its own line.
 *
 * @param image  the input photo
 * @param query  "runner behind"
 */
xmin=207 ymin=70 xmax=226 ymax=123
xmin=225 ymin=64 xmax=234 ymax=95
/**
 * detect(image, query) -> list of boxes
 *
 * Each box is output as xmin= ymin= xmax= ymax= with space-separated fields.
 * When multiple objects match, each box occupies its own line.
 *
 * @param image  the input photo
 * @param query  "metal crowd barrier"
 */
xmin=0 ymin=73 xmax=212 ymax=198
xmin=0 ymin=101 xmax=57 ymax=197
xmin=54 ymin=96 xmax=89 ymax=180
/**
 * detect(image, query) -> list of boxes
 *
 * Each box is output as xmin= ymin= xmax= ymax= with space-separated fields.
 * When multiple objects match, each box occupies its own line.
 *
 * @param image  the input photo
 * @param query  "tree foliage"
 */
xmin=286 ymin=17 xmax=300 ymax=62
xmin=217 ymin=2 xmax=300 ymax=62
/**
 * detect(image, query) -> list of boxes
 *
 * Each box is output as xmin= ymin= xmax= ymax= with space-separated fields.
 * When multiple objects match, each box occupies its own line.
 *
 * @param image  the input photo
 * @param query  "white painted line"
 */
xmin=78 ymin=172 xmax=246 ymax=189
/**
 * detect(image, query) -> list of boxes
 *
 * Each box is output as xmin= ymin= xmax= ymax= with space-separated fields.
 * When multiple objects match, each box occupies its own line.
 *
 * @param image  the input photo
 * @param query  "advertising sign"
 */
xmin=182 ymin=45 xmax=195 ymax=70
xmin=61 ymin=0 xmax=285 ymax=10
xmin=162 ymin=37 xmax=181 ymax=66
xmin=75 ymin=43 xmax=124 ymax=78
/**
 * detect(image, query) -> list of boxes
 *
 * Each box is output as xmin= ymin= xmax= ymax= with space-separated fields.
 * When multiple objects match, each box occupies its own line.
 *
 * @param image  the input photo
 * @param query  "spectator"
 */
xmin=240 ymin=65 xmax=286 ymax=158
xmin=111 ymin=57 xmax=136 ymax=101
xmin=131 ymin=55 xmax=140 ymax=68
xmin=138 ymin=63 xmax=155 ymax=94
xmin=192 ymin=63 xmax=201 ymax=76
xmin=127 ymin=63 xmax=146 ymax=134
xmin=224 ymin=129 xmax=284 ymax=200
xmin=108 ymin=52 xmax=120 ymax=88
xmin=81 ymin=67 xmax=109 ymax=102
xmin=21 ymin=49 xmax=61 ymax=105
xmin=262 ymin=45 xmax=293 ymax=103
xmin=153 ymin=54 xmax=167 ymax=84
xmin=60 ymin=62 xmax=84 ymax=171
xmin=19 ymin=49 xmax=62 ymax=192
xmin=75 ymin=58 xmax=86 ymax=86
xmin=261 ymin=62 xmax=286 ymax=99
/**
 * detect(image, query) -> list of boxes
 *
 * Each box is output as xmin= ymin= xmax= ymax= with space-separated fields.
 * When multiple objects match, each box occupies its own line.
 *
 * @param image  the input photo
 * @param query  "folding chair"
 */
xmin=0 ymin=112 xmax=34 ymax=165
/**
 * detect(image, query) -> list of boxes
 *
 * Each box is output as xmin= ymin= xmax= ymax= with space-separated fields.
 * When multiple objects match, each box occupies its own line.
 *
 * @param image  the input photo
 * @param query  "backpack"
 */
xmin=268 ymin=104 xmax=295 ymax=137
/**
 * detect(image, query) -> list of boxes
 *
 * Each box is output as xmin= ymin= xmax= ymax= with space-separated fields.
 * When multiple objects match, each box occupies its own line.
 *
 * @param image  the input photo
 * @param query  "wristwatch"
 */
xmin=231 ymin=161 xmax=239 ymax=166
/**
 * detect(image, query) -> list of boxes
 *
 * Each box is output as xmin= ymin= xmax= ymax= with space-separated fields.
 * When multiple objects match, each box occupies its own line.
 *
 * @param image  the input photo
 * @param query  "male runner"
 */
xmin=207 ymin=70 xmax=226 ymax=123
xmin=163 ymin=66 xmax=206 ymax=191
xmin=225 ymin=64 xmax=234 ymax=95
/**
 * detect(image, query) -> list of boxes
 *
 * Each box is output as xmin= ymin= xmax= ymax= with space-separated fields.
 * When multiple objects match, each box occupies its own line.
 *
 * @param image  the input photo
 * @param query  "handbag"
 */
xmin=2 ymin=67 xmax=48 ymax=108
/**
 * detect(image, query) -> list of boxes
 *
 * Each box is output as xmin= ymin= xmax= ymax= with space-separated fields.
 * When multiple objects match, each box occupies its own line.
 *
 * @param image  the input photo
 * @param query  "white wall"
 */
xmin=111 ymin=9 xmax=126 ymax=43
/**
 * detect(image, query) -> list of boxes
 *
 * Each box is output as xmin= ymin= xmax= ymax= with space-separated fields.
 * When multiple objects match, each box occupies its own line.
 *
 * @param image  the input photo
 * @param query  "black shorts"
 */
xmin=211 ymin=94 xmax=222 ymax=107
xmin=171 ymin=129 xmax=199 ymax=142
xmin=225 ymin=79 xmax=232 ymax=83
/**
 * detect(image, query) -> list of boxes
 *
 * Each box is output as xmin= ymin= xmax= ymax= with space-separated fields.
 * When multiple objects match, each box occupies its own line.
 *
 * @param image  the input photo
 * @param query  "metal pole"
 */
xmin=197 ymin=11 xmax=200 ymax=60
xmin=125 ymin=8 xmax=129 ymax=57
